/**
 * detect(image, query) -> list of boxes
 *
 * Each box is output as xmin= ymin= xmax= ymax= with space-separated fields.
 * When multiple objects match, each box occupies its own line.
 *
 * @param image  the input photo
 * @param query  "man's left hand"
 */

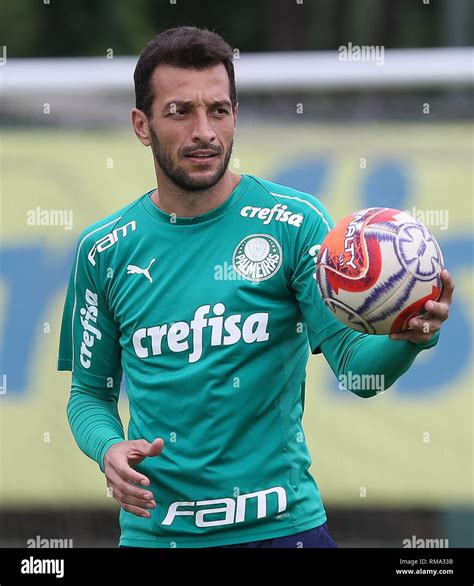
xmin=389 ymin=269 xmax=454 ymax=344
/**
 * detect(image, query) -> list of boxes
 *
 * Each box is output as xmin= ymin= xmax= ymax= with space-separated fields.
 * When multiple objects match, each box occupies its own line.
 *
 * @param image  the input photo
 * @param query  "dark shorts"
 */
xmin=211 ymin=523 xmax=338 ymax=548
xmin=119 ymin=522 xmax=338 ymax=549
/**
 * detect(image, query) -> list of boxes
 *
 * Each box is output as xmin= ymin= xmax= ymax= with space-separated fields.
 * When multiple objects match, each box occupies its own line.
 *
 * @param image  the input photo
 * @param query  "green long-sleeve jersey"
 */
xmin=58 ymin=174 xmax=438 ymax=547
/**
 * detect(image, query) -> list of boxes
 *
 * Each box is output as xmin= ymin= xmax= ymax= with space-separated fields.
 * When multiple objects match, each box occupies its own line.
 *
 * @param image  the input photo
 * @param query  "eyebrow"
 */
xmin=162 ymin=99 xmax=232 ymax=112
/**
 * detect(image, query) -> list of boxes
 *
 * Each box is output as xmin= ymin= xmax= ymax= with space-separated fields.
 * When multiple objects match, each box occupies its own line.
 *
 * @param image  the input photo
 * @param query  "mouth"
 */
xmin=185 ymin=151 xmax=220 ymax=164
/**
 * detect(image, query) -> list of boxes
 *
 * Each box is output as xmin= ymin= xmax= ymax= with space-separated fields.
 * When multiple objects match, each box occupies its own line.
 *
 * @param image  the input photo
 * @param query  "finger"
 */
xmin=133 ymin=438 xmax=164 ymax=458
xmin=115 ymin=480 xmax=155 ymax=502
xmin=121 ymin=503 xmax=152 ymax=519
xmin=390 ymin=317 xmax=439 ymax=341
xmin=126 ymin=438 xmax=164 ymax=467
xmin=424 ymin=300 xmax=449 ymax=322
xmin=108 ymin=484 xmax=155 ymax=509
xmin=107 ymin=469 xmax=154 ymax=501
xmin=390 ymin=331 xmax=434 ymax=343
xmin=408 ymin=317 xmax=442 ymax=333
xmin=120 ymin=494 xmax=156 ymax=511
xmin=112 ymin=460 xmax=152 ymax=488
xmin=438 ymin=269 xmax=455 ymax=305
xmin=148 ymin=437 xmax=165 ymax=456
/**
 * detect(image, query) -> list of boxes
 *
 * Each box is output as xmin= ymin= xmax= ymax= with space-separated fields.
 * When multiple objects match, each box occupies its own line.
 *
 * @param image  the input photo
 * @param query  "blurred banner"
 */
xmin=0 ymin=123 xmax=472 ymax=507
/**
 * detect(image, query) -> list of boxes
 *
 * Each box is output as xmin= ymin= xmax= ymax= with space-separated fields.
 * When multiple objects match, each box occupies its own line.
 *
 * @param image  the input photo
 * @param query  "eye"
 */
xmin=168 ymin=108 xmax=187 ymax=117
xmin=213 ymin=108 xmax=229 ymax=116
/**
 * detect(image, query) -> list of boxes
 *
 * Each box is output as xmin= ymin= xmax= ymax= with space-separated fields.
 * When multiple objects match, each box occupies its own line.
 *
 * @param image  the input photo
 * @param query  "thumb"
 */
xmin=142 ymin=437 xmax=164 ymax=457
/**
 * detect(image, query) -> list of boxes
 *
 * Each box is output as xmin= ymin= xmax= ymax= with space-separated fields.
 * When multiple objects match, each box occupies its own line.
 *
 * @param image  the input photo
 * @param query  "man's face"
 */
xmin=146 ymin=64 xmax=237 ymax=192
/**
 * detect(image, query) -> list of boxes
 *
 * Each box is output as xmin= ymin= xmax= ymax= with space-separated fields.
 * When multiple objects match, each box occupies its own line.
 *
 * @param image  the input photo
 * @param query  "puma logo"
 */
xmin=127 ymin=258 xmax=156 ymax=283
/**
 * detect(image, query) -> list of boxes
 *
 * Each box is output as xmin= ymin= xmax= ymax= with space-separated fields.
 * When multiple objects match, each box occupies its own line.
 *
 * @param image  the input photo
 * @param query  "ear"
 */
xmin=131 ymin=108 xmax=151 ymax=146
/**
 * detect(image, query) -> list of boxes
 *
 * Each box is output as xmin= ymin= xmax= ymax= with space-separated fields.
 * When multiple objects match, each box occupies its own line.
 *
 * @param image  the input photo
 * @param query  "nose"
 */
xmin=190 ymin=110 xmax=217 ymax=145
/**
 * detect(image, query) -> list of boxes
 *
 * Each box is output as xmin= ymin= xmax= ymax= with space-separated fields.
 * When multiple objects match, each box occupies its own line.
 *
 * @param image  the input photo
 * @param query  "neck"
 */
xmin=151 ymin=170 xmax=242 ymax=218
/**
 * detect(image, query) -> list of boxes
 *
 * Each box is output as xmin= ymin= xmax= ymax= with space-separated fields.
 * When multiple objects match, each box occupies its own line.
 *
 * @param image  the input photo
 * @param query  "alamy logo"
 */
xmin=338 ymin=42 xmax=385 ymax=66
xmin=88 ymin=221 xmax=136 ymax=266
xmin=21 ymin=557 xmax=64 ymax=579
xmin=233 ymin=234 xmax=282 ymax=282
xmin=127 ymin=258 xmax=156 ymax=283
xmin=132 ymin=303 xmax=270 ymax=363
xmin=27 ymin=535 xmax=73 ymax=548
xmin=79 ymin=289 xmax=102 ymax=369
xmin=162 ymin=486 xmax=287 ymax=528
xmin=402 ymin=535 xmax=449 ymax=548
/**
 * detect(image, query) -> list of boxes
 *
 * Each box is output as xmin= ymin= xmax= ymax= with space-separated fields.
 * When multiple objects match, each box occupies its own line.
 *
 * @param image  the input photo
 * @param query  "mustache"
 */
xmin=181 ymin=146 xmax=223 ymax=157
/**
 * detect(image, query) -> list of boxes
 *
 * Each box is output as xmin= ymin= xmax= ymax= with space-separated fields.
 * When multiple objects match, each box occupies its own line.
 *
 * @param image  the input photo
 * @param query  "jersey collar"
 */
xmin=141 ymin=174 xmax=251 ymax=225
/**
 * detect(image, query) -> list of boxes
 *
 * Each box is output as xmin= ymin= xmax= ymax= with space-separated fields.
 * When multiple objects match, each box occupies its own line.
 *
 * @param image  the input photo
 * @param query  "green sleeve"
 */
xmin=319 ymin=327 xmax=441 ymax=398
xmin=291 ymin=195 xmax=349 ymax=349
xmin=66 ymin=373 xmax=125 ymax=472
xmin=57 ymin=226 xmax=123 ymax=387
xmin=58 ymin=226 xmax=126 ymax=472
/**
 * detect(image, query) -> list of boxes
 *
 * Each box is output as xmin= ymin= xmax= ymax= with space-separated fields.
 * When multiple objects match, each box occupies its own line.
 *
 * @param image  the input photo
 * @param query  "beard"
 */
xmin=149 ymin=127 xmax=233 ymax=192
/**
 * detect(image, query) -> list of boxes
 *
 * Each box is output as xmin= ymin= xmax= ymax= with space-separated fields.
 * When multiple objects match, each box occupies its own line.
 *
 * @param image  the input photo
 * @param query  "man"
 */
xmin=57 ymin=26 xmax=454 ymax=548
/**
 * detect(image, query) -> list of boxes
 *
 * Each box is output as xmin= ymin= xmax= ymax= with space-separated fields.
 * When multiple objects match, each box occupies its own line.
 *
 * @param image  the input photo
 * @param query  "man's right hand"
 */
xmin=104 ymin=438 xmax=164 ymax=518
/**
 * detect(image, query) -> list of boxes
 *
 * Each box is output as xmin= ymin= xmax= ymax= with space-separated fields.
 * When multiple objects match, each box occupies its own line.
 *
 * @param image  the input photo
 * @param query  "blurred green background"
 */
xmin=1 ymin=0 xmax=472 ymax=57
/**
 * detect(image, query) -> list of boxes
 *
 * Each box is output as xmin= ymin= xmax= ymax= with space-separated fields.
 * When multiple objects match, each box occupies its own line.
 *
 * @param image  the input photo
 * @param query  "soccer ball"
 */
xmin=315 ymin=207 xmax=444 ymax=335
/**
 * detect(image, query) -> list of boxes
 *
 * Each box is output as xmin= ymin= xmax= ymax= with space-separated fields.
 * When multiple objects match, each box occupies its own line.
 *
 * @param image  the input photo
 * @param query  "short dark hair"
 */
xmin=134 ymin=26 xmax=237 ymax=118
